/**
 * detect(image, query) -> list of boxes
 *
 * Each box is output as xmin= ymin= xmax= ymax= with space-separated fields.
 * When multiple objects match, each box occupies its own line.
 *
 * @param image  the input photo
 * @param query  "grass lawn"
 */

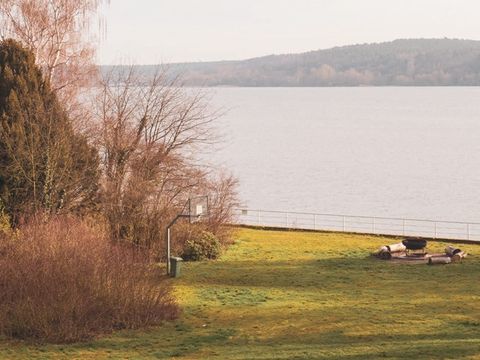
xmin=1 ymin=228 xmax=480 ymax=359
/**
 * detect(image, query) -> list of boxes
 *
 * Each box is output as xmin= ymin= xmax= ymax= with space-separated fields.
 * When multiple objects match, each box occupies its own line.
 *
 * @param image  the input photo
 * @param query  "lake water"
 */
xmin=208 ymin=87 xmax=480 ymax=223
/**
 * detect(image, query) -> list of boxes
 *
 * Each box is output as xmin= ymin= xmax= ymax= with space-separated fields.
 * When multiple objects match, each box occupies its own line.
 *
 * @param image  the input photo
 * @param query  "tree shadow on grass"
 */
xmin=181 ymin=256 xmax=480 ymax=295
xmin=74 ymin=303 xmax=480 ymax=359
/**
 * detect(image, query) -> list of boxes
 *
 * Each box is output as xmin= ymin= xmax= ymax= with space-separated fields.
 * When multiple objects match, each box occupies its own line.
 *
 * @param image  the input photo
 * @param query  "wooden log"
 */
xmin=428 ymin=256 xmax=451 ymax=265
xmin=373 ymin=246 xmax=391 ymax=260
xmin=451 ymin=251 xmax=467 ymax=262
xmin=378 ymin=246 xmax=388 ymax=254
xmin=445 ymin=245 xmax=462 ymax=257
xmin=387 ymin=243 xmax=407 ymax=253
xmin=378 ymin=251 xmax=392 ymax=260
xmin=373 ymin=246 xmax=388 ymax=256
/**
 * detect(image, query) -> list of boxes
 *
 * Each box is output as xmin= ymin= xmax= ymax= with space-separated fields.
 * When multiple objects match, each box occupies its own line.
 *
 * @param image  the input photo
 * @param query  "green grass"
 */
xmin=1 ymin=228 xmax=480 ymax=359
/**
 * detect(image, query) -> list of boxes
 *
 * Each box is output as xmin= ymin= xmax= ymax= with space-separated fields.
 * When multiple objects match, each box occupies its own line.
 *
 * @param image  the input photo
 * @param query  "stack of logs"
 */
xmin=374 ymin=242 xmax=467 ymax=265
xmin=375 ymin=242 xmax=406 ymax=260
xmin=429 ymin=246 xmax=467 ymax=265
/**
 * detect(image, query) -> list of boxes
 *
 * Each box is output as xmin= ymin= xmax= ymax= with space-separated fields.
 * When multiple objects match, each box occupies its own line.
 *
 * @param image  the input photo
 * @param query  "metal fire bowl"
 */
xmin=402 ymin=238 xmax=427 ymax=250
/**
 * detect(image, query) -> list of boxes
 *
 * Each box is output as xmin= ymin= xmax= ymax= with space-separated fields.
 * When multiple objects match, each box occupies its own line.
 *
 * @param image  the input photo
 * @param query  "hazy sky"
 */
xmin=98 ymin=0 xmax=480 ymax=65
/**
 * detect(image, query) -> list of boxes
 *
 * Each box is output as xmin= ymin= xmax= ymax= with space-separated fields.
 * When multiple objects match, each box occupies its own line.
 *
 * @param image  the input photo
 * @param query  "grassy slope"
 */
xmin=1 ymin=228 xmax=480 ymax=359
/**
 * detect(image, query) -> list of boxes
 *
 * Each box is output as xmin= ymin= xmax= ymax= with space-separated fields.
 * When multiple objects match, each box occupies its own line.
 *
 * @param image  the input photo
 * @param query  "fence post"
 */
xmin=343 ymin=216 xmax=346 ymax=232
xmin=313 ymin=214 xmax=316 ymax=230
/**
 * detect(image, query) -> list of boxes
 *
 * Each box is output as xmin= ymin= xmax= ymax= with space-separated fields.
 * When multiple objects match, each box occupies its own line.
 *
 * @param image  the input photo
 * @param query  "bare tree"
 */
xmin=0 ymin=0 xmax=107 ymax=126
xmin=96 ymin=67 xmax=224 ymax=244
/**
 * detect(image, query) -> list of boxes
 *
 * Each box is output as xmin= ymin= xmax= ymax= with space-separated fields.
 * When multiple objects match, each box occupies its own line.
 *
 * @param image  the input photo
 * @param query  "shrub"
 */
xmin=203 ymin=172 xmax=239 ymax=246
xmin=0 ymin=200 xmax=10 ymax=234
xmin=0 ymin=216 xmax=179 ymax=343
xmin=183 ymin=231 xmax=221 ymax=261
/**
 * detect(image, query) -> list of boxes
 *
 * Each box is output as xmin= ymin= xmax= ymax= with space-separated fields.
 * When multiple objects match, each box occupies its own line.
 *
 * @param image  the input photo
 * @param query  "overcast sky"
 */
xmin=98 ymin=0 xmax=480 ymax=65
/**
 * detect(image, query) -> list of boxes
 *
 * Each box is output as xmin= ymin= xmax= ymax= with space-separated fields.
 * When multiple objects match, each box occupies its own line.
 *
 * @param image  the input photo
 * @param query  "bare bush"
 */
xmin=204 ymin=172 xmax=240 ymax=244
xmin=0 ymin=216 xmax=178 ymax=343
xmin=163 ymin=172 xmax=239 ymax=261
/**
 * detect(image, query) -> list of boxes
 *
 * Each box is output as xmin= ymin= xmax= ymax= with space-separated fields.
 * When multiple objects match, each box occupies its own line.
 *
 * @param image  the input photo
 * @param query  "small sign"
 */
xmin=196 ymin=204 xmax=203 ymax=215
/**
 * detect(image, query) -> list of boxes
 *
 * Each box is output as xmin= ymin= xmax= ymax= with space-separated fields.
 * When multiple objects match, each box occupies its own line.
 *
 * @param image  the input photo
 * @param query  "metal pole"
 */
xmin=343 ymin=216 xmax=346 ymax=232
xmin=313 ymin=214 xmax=316 ymax=230
xmin=286 ymin=213 xmax=289 ymax=228
xmin=467 ymin=223 xmax=470 ymax=240
xmin=434 ymin=222 xmax=437 ymax=239
xmin=372 ymin=217 xmax=376 ymax=234
xmin=166 ymin=227 xmax=171 ymax=275
xmin=165 ymin=214 xmax=186 ymax=276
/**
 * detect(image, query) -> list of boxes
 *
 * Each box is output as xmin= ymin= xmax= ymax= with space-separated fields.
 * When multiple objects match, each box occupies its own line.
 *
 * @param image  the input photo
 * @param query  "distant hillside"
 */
xmin=103 ymin=39 xmax=480 ymax=86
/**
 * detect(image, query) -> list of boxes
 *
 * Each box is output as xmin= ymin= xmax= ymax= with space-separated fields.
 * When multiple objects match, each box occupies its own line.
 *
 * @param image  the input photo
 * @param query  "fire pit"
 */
xmin=374 ymin=240 xmax=467 ymax=265
xmin=402 ymin=238 xmax=427 ymax=256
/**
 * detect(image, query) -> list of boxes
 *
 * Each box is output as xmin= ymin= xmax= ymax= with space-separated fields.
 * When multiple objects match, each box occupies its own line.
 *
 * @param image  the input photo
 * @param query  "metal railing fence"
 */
xmin=234 ymin=208 xmax=480 ymax=241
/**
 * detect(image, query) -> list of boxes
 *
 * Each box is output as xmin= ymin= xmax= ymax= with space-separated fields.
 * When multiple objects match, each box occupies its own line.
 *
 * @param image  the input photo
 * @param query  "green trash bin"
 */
xmin=169 ymin=257 xmax=183 ymax=278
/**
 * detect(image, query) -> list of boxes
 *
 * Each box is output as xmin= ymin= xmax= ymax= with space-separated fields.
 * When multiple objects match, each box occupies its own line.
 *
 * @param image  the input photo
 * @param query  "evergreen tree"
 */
xmin=0 ymin=39 xmax=99 ymax=219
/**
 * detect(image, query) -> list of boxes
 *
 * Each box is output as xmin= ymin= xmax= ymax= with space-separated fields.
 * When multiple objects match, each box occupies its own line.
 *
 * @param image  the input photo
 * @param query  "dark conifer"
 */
xmin=0 ymin=39 xmax=99 ymax=219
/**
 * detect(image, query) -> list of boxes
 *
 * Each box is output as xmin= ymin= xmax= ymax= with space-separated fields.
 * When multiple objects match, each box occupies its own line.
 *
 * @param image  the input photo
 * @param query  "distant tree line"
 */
xmin=110 ymin=39 xmax=480 ymax=87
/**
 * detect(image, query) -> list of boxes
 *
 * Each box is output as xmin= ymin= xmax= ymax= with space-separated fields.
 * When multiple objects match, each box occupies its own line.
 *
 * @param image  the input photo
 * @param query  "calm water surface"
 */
xmin=208 ymin=87 xmax=480 ymax=222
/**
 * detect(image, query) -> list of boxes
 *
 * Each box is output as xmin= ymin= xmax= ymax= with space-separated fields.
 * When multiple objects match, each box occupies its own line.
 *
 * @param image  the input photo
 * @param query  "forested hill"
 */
xmin=104 ymin=39 xmax=480 ymax=86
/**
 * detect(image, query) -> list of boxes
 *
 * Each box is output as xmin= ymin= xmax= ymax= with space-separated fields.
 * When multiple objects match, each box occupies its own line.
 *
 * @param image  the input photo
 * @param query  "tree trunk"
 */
xmin=387 ymin=243 xmax=406 ymax=253
xmin=445 ymin=245 xmax=462 ymax=257
xmin=428 ymin=256 xmax=451 ymax=265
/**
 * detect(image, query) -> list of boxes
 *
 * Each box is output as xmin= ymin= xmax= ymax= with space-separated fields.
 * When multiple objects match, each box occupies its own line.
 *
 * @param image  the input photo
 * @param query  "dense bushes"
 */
xmin=182 ymin=231 xmax=222 ymax=261
xmin=0 ymin=39 xmax=238 ymax=344
xmin=0 ymin=217 xmax=179 ymax=343
xmin=0 ymin=41 xmax=180 ymax=344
